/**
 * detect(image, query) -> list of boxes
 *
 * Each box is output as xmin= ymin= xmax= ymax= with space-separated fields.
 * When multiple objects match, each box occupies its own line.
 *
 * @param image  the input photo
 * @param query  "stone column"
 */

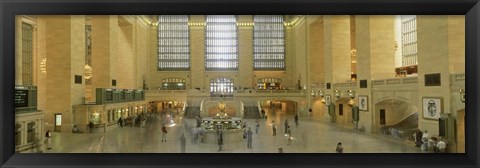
xmin=91 ymin=15 xmax=118 ymax=89
xmin=189 ymin=15 xmax=206 ymax=90
xmin=416 ymin=15 xmax=464 ymax=151
xmin=237 ymin=15 xmax=253 ymax=89
xmin=355 ymin=15 xmax=395 ymax=132
xmin=42 ymin=15 xmax=86 ymax=132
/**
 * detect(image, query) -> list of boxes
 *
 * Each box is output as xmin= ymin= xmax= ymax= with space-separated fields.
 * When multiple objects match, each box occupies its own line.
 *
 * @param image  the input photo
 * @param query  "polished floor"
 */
xmin=45 ymin=109 xmax=426 ymax=153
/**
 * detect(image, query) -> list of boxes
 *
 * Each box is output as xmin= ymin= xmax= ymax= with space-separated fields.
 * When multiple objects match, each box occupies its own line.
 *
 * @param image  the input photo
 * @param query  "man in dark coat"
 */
xmin=217 ymin=131 xmax=223 ymax=151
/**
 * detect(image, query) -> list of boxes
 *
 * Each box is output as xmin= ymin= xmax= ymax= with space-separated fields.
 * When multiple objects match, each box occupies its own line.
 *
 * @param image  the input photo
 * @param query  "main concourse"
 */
xmin=45 ymin=109 xmax=423 ymax=153
xmin=14 ymin=15 xmax=465 ymax=153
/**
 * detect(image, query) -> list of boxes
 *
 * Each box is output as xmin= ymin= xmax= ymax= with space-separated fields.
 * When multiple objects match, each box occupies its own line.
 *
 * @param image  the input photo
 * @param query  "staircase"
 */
xmin=243 ymin=106 xmax=261 ymax=119
xmin=380 ymin=112 xmax=419 ymax=140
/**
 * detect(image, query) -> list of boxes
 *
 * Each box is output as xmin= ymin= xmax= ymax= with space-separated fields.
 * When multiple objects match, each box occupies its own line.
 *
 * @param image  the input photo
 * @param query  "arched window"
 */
xmin=401 ymin=15 xmax=417 ymax=66
xmin=210 ymin=77 xmax=234 ymax=96
xmin=257 ymin=78 xmax=282 ymax=90
xmin=161 ymin=78 xmax=186 ymax=90
xmin=22 ymin=22 xmax=34 ymax=85
xmin=253 ymin=15 xmax=285 ymax=70
xmin=205 ymin=15 xmax=238 ymax=71
xmin=157 ymin=15 xmax=190 ymax=71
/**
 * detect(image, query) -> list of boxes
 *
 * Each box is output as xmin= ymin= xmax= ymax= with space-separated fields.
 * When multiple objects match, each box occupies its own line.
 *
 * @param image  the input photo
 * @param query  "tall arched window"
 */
xmin=158 ymin=15 xmax=190 ymax=71
xmin=161 ymin=78 xmax=186 ymax=90
xmin=401 ymin=15 xmax=417 ymax=66
xmin=210 ymin=77 xmax=234 ymax=96
xmin=253 ymin=15 xmax=285 ymax=70
xmin=205 ymin=15 xmax=238 ymax=71
xmin=22 ymin=22 xmax=34 ymax=85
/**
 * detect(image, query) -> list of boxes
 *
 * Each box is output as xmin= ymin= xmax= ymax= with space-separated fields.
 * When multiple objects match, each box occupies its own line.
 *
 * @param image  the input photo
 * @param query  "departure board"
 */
xmin=15 ymin=90 xmax=29 ymax=108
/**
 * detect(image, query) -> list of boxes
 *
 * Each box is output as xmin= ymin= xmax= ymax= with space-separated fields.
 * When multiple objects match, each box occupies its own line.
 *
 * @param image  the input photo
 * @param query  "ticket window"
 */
xmin=54 ymin=113 xmax=62 ymax=132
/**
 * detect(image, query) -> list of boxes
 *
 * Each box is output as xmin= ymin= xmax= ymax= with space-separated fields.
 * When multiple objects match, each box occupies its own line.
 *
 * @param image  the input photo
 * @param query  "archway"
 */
xmin=374 ymin=99 xmax=419 ymax=133
xmin=311 ymin=97 xmax=327 ymax=121
xmin=259 ymin=99 xmax=298 ymax=116
xmin=334 ymin=97 xmax=353 ymax=128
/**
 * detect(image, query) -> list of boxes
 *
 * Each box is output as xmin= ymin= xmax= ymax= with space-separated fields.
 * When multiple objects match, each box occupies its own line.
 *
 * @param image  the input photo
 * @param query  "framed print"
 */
xmin=325 ymin=95 xmax=331 ymax=105
xmin=358 ymin=95 xmax=368 ymax=111
xmin=422 ymin=97 xmax=443 ymax=120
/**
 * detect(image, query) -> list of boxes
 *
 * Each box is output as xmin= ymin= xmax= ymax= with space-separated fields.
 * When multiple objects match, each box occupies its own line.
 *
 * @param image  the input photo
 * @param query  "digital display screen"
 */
xmin=14 ymin=90 xmax=28 ymax=108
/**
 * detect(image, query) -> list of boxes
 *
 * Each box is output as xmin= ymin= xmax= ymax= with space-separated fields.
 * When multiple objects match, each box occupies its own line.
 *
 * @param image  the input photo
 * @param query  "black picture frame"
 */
xmin=1 ymin=0 xmax=479 ymax=168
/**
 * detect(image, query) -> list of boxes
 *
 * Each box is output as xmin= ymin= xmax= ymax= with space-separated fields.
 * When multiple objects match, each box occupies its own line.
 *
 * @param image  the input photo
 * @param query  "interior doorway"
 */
xmin=54 ymin=113 xmax=62 ymax=132
xmin=380 ymin=109 xmax=386 ymax=125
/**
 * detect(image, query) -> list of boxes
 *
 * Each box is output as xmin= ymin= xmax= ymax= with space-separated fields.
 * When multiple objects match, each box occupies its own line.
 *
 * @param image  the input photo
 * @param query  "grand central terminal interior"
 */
xmin=14 ymin=15 xmax=465 ymax=153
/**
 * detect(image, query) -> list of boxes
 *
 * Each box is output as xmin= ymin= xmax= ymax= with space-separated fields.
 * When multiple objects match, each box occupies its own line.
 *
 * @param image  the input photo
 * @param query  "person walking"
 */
xmin=294 ymin=114 xmax=299 ymax=127
xmin=88 ymin=121 xmax=94 ymax=133
xmin=246 ymin=127 xmax=253 ymax=149
xmin=161 ymin=124 xmax=168 ymax=142
xmin=217 ymin=130 xmax=223 ymax=152
xmin=286 ymin=125 xmax=291 ymax=136
xmin=118 ymin=118 xmax=123 ymax=127
xmin=336 ymin=142 xmax=343 ymax=153
xmin=284 ymin=119 xmax=289 ymax=134
xmin=255 ymin=121 xmax=260 ymax=134
xmin=180 ymin=133 xmax=186 ymax=153
xmin=287 ymin=134 xmax=292 ymax=145
xmin=45 ymin=130 xmax=52 ymax=150
xmin=271 ymin=120 xmax=276 ymax=136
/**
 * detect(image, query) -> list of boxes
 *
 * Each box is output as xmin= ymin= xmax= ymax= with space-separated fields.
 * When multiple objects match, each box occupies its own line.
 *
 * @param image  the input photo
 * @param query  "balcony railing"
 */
xmin=372 ymin=77 xmax=418 ymax=86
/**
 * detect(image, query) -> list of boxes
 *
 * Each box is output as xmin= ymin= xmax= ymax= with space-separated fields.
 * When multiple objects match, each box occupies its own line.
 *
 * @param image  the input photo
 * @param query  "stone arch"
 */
xmin=257 ymin=98 xmax=299 ymax=116
xmin=334 ymin=97 xmax=354 ymax=127
xmin=373 ymin=99 xmax=419 ymax=132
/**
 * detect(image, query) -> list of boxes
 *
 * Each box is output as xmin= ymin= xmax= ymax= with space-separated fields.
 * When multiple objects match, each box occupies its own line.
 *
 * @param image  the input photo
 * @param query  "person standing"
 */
xmin=255 ymin=121 xmax=260 ymax=134
xmin=217 ymin=130 xmax=223 ymax=152
xmin=45 ymin=130 xmax=52 ymax=150
xmin=336 ymin=142 xmax=343 ymax=153
xmin=246 ymin=127 xmax=253 ymax=149
xmin=294 ymin=114 xmax=299 ymax=127
xmin=414 ymin=129 xmax=423 ymax=147
xmin=180 ymin=133 xmax=186 ymax=153
xmin=161 ymin=125 xmax=168 ymax=142
xmin=436 ymin=138 xmax=447 ymax=153
xmin=271 ymin=120 xmax=276 ymax=136
xmin=278 ymin=147 xmax=283 ymax=153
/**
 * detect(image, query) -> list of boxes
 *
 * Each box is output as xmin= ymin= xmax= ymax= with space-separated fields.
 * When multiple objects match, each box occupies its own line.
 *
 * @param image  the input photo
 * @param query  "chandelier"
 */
xmin=40 ymin=58 xmax=47 ymax=74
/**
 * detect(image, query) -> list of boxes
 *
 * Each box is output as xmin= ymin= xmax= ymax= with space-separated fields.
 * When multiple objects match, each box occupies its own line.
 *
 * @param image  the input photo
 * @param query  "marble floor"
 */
xmin=44 ymin=109 xmax=427 ymax=153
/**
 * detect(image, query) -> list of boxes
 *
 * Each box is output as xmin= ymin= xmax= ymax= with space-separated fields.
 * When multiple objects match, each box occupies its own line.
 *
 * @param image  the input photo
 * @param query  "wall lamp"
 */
xmin=318 ymin=90 xmax=324 ymax=97
xmin=347 ymin=90 xmax=355 ymax=99
xmin=334 ymin=90 xmax=341 ymax=99
xmin=460 ymin=89 xmax=465 ymax=103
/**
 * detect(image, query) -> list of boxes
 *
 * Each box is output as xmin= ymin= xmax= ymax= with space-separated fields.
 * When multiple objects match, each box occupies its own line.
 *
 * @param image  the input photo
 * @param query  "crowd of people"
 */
xmin=413 ymin=129 xmax=448 ymax=153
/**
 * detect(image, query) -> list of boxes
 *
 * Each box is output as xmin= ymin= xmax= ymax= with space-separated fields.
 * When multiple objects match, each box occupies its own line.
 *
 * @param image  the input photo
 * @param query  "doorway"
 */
xmin=54 ymin=113 xmax=62 ymax=132
xmin=380 ymin=109 xmax=386 ymax=125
